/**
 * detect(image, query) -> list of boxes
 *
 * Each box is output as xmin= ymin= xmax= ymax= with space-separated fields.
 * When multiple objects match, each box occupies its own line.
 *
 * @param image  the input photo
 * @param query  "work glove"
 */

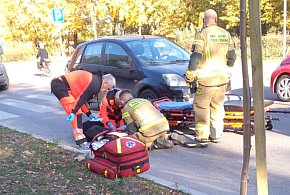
xmin=107 ymin=122 xmax=115 ymax=130
xmin=120 ymin=125 xmax=127 ymax=131
xmin=185 ymin=68 xmax=197 ymax=83
xmin=66 ymin=113 xmax=75 ymax=122
xmin=89 ymin=113 xmax=102 ymax=121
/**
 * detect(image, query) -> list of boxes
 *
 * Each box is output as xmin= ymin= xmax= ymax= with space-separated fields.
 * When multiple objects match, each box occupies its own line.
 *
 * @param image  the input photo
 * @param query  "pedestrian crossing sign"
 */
xmin=52 ymin=8 xmax=64 ymax=23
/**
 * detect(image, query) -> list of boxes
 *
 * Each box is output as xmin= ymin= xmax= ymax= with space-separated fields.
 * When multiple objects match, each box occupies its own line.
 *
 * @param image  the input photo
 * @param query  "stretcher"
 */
xmin=152 ymin=94 xmax=274 ymax=135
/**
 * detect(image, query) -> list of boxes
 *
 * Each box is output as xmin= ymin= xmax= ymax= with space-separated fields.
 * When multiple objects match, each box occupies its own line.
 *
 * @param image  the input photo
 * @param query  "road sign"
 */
xmin=52 ymin=8 xmax=64 ymax=22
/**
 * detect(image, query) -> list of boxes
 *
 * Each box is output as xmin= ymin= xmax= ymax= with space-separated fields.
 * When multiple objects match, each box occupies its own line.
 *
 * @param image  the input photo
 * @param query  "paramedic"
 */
xmin=83 ymin=88 xmax=127 ymax=142
xmin=99 ymin=88 xmax=126 ymax=130
xmin=185 ymin=9 xmax=236 ymax=143
xmin=51 ymin=70 xmax=116 ymax=146
xmin=116 ymin=90 xmax=173 ymax=149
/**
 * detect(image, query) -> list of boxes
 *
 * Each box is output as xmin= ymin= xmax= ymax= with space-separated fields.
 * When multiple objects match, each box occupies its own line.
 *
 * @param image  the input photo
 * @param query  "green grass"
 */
xmin=0 ymin=126 xmax=186 ymax=195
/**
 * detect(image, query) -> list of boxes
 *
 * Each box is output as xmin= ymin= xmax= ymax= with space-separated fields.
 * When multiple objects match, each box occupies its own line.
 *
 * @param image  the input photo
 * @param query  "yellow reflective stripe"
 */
xmin=195 ymin=123 xmax=209 ymax=131
xmin=185 ymin=69 xmax=196 ymax=76
xmin=87 ymin=162 xmax=91 ymax=170
xmin=128 ymin=99 xmax=148 ymax=109
xmin=117 ymin=138 xmax=122 ymax=154
xmin=205 ymin=44 xmax=210 ymax=61
xmin=192 ymin=39 xmax=204 ymax=46
xmin=136 ymin=165 xmax=141 ymax=173
xmin=139 ymin=117 xmax=167 ymax=131
xmin=104 ymin=170 xmax=108 ymax=177
xmin=122 ymin=112 xmax=130 ymax=119
xmin=195 ymin=123 xmax=205 ymax=131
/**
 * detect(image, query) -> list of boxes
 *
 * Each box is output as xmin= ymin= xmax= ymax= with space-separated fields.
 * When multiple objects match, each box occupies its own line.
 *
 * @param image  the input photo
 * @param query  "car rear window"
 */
xmin=82 ymin=43 xmax=102 ymax=65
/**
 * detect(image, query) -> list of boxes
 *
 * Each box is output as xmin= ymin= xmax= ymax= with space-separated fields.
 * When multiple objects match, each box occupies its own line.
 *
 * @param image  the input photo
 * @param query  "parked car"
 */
xmin=66 ymin=35 xmax=192 ymax=101
xmin=0 ymin=62 xmax=9 ymax=90
xmin=270 ymin=55 xmax=290 ymax=101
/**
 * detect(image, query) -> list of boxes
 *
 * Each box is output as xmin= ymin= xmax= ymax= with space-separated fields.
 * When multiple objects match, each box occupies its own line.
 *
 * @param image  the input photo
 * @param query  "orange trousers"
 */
xmin=60 ymin=96 xmax=83 ymax=130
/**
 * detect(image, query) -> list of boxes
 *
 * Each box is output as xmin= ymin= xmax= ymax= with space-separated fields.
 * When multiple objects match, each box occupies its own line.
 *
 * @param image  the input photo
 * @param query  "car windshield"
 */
xmin=125 ymin=38 xmax=190 ymax=66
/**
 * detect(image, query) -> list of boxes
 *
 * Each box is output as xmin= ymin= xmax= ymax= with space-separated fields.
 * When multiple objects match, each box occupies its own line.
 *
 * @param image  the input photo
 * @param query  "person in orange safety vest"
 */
xmin=50 ymin=70 xmax=116 ymax=146
xmin=82 ymin=88 xmax=127 ymax=142
xmin=99 ymin=88 xmax=126 ymax=130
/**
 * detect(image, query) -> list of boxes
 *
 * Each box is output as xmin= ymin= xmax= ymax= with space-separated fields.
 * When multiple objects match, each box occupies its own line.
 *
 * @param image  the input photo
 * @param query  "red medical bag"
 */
xmin=86 ymin=131 xmax=150 ymax=179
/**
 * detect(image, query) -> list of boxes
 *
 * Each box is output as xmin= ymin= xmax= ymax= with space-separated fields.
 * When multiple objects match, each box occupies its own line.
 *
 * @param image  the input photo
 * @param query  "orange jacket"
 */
xmin=62 ymin=70 xmax=101 ymax=115
xmin=99 ymin=89 xmax=125 ymax=128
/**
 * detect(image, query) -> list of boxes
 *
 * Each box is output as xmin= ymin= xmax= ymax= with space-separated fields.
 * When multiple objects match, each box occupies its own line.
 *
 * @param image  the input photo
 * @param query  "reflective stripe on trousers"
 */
xmin=73 ymin=128 xmax=86 ymax=141
xmin=195 ymin=123 xmax=210 ymax=139
xmin=139 ymin=117 xmax=167 ymax=132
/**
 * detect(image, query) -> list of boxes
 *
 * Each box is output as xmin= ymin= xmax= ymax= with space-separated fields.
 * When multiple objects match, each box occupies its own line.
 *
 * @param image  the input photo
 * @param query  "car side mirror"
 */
xmin=116 ymin=61 xmax=130 ymax=69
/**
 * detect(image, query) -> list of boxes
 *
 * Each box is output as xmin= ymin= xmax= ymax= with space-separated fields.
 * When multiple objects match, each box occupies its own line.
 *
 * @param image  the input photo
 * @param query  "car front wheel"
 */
xmin=275 ymin=75 xmax=290 ymax=101
xmin=139 ymin=89 xmax=158 ymax=100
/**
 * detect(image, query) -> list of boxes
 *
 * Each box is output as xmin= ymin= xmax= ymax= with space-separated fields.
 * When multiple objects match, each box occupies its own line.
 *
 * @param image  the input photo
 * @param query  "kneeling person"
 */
xmin=116 ymin=90 xmax=173 ymax=149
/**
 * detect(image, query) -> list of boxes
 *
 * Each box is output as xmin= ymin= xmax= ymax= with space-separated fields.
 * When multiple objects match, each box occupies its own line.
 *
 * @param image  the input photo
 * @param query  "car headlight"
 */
xmin=162 ymin=74 xmax=187 ymax=87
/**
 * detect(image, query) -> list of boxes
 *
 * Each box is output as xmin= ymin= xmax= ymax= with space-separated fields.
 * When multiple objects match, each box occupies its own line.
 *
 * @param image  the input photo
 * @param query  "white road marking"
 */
xmin=0 ymin=99 xmax=59 ymax=113
xmin=26 ymin=94 xmax=58 ymax=102
xmin=0 ymin=110 xmax=19 ymax=120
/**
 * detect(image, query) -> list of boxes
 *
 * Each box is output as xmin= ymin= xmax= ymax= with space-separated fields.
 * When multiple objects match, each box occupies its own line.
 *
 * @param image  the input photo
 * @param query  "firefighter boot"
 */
xmin=73 ymin=128 xmax=87 ymax=146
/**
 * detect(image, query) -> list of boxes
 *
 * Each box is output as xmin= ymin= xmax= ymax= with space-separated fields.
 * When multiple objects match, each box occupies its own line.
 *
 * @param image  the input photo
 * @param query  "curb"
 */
xmin=139 ymin=173 xmax=208 ymax=195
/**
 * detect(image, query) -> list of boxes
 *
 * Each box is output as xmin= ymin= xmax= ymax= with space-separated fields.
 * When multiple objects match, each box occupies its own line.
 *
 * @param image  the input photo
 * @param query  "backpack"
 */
xmin=86 ymin=130 xmax=150 ymax=179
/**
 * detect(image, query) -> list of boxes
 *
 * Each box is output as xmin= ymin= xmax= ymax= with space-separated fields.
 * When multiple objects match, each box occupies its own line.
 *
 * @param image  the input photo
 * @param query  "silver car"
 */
xmin=0 ymin=62 xmax=9 ymax=90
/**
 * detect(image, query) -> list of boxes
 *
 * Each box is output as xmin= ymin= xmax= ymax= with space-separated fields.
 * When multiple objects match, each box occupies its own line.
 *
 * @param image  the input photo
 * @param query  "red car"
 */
xmin=270 ymin=55 xmax=290 ymax=101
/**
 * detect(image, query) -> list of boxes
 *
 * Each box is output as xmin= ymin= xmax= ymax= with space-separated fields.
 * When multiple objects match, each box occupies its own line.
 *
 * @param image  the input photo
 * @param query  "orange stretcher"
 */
xmin=152 ymin=94 xmax=274 ymax=135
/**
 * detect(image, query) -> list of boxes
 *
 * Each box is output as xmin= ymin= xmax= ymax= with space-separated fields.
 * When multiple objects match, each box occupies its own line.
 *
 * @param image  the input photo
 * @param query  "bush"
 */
xmin=1 ymin=41 xmax=36 ymax=62
xmin=233 ymin=33 xmax=289 ymax=60
xmin=166 ymin=24 xmax=196 ymax=52
xmin=171 ymin=29 xmax=288 ymax=60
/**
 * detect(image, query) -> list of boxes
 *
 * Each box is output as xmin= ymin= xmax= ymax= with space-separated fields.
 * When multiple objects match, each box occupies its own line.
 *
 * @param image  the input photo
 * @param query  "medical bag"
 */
xmin=86 ymin=130 xmax=150 ymax=179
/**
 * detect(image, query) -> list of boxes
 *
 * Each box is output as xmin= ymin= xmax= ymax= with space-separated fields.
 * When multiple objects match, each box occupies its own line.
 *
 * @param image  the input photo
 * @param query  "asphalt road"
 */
xmin=1 ymin=58 xmax=290 ymax=194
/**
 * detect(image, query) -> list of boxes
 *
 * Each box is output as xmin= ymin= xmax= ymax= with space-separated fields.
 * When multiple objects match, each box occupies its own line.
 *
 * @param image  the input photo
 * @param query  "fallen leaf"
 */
xmin=74 ymin=155 xmax=85 ymax=161
xmin=23 ymin=150 xmax=34 ymax=156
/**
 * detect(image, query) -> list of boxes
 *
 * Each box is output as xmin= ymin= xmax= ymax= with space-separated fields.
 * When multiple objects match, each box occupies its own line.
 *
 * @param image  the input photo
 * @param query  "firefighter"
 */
xmin=115 ymin=90 xmax=173 ymax=150
xmin=185 ymin=9 xmax=236 ymax=144
xmin=50 ymin=70 xmax=116 ymax=146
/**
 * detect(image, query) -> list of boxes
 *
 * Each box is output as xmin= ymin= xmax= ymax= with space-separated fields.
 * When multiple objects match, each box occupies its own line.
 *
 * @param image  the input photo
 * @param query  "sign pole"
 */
xmin=283 ymin=0 xmax=287 ymax=58
xmin=52 ymin=8 xmax=64 ymax=56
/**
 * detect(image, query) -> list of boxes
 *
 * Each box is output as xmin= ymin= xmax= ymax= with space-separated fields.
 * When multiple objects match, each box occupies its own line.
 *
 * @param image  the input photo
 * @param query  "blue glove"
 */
xmin=120 ymin=125 xmax=127 ymax=131
xmin=89 ymin=113 xmax=97 ymax=120
xmin=107 ymin=122 xmax=115 ymax=130
xmin=66 ymin=113 xmax=75 ymax=122
xmin=90 ymin=114 xmax=103 ymax=122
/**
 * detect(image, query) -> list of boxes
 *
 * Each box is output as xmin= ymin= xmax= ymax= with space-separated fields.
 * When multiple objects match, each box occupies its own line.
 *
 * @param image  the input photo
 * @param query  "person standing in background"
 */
xmin=185 ymin=9 xmax=236 ymax=144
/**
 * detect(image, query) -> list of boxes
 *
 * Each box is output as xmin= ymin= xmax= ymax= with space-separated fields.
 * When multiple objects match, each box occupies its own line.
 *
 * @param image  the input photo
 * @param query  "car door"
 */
xmin=78 ymin=41 xmax=104 ymax=74
xmin=103 ymin=41 xmax=140 ymax=93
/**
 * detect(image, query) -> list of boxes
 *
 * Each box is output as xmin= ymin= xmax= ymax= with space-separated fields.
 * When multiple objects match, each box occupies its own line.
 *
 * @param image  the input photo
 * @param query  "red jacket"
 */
xmin=62 ymin=70 xmax=101 ymax=115
xmin=99 ymin=89 xmax=125 ymax=128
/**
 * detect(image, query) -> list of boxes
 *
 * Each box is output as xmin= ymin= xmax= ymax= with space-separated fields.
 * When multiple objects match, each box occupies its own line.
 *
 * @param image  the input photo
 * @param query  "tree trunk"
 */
xmin=239 ymin=0 xmax=252 ymax=194
xmin=249 ymin=0 xmax=269 ymax=194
